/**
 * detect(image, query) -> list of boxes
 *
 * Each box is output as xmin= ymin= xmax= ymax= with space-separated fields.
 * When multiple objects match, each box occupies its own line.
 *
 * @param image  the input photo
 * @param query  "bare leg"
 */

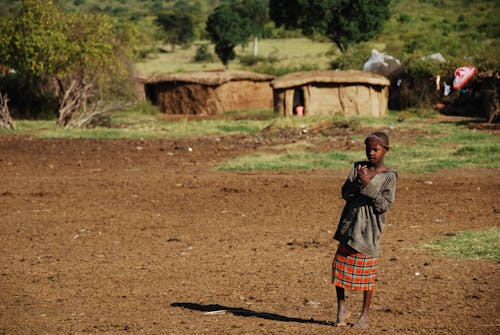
xmin=352 ymin=289 xmax=373 ymax=328
xmin=335 ymin=286 xmax=350 ymax=326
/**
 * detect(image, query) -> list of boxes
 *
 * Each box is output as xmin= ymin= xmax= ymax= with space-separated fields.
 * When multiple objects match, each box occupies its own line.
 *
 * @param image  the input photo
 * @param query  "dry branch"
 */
xmin=67 ymin=100 xmax=128 ymax=129
xmin=0 ymin=93 xmax=15 ymax=129
xmin=57 ymin=79 xmax=93 ymax=127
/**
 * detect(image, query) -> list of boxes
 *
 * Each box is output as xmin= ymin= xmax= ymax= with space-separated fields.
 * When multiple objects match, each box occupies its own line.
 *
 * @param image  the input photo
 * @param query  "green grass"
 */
xmin=217 ymin=112 xmax=500 ymax=173
xmin=3 ymin=108 xmax=275 ymax=139
xmin=3 ymin=108 xmax=499 ymax=174
xmin=421 ymin=228 xmax=500 ymax=261
xmin=134 ymin=38 xmax=334 ymax=75
xmin=218 ymin=151 xmax=359 ymax=171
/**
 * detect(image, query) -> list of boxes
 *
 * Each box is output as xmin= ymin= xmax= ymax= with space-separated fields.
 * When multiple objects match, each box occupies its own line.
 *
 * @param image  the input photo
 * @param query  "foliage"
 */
xmin=231 ymin=0 xmax=268 ymax=38
xmin=205 ymin=4 xmax=251 ymax=66
xmin=193 ymin=43 xmax=214 ymax=63
xmin=0 ymin=0 xmax=136 ymax=118
xmin=205 ymin=0 xmax=268 ymax=66
xmin=156 ymin=7 xmax=196 ymax=51
xmin=269 ymin=0 xmax=390 ymax=52
xmin=382 ymin=0 xmax=499 ymax=70
xmin=329 ymin=43 xmax=372 ymax=70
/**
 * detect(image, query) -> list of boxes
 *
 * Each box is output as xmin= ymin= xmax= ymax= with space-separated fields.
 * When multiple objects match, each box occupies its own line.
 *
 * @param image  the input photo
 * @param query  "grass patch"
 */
xmin=218 ymin=114 xmax=500 ymax=172
xmin=2 ymin=107 xmax=275 ymax=139
xmin=3 ymin=109 xmax=499 ymax=174
xmin=134 ymin=38 xmax=334 ymax=75
xmin=25 ymin=118 xmax=271 ymax=139
xmin=218 ymin=151 xmax=358 ymax=171
xmin=421 ymin=228 xmax=500 ymax=261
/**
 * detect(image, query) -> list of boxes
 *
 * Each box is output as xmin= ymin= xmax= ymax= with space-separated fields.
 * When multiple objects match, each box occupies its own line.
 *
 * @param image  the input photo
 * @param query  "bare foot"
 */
xmin=352 ymin=314 xmax=369 ymax=328
xmin=335 ymin=306 xmax=350 ymax=326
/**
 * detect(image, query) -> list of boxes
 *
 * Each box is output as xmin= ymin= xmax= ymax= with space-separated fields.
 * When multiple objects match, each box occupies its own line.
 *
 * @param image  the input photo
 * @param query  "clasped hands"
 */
xmin=357 ymin=165 xmax=371 ymax=186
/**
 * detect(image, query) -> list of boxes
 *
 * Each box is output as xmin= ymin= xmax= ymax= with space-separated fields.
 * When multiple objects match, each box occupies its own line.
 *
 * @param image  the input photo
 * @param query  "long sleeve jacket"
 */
xmin=333 ymin=162 xmax=397 ymax=257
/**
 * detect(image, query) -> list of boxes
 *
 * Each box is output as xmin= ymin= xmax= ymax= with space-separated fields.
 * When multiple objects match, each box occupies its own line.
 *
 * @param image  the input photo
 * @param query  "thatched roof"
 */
xmin=139 ymin=70 xmax=274 ymax=86
xmin=271 ymin=70 xmax=390 ymax=89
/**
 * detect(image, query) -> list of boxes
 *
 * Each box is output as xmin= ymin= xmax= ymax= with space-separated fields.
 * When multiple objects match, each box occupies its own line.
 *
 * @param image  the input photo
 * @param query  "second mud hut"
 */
xmin=270 ymin=70 xmax=390 ymax=117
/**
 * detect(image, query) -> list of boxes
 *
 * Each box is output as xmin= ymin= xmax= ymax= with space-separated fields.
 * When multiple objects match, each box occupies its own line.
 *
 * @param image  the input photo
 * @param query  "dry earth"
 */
xmin=0 ymin=125 xmax=498 ymax=335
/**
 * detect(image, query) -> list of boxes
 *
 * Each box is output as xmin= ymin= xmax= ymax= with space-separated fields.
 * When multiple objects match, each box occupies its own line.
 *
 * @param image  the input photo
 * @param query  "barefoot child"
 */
xmin=332 ymin=131 xmax=397 ymax=328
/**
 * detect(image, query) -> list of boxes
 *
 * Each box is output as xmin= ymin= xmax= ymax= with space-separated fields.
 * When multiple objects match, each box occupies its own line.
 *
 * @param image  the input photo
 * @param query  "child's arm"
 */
xmin=341 ymin=166 xmax=363 ymax=200
xmin=359 ymin=172 xmax=397 ymax=213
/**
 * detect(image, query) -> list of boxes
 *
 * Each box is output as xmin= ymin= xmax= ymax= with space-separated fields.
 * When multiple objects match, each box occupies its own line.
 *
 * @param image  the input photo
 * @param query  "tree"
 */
xmin=205 ymin=4 xmax=251 ymax=66
xmin=231 ymin=0 xmax=268 ymax=56
xmin=269 ymin=0 xmax=390 ymax=53
xmin=0 ymin=0 xmax=136 ymax=122
xmin=156 ymin=10 xmax=195 ymax=51
xmin=206 ymin=1 xmax=268 ymax=66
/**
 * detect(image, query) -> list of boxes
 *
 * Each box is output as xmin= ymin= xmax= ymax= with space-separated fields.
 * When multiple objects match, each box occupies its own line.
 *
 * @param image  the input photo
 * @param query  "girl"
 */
xmin=332 ymin=131 xmax=397 ymax=328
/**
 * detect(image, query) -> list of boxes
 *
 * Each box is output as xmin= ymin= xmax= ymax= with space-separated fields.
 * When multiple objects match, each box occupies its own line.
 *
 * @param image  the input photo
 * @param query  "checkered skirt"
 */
xmin=332 ymin=243 xmax=377 ymax=290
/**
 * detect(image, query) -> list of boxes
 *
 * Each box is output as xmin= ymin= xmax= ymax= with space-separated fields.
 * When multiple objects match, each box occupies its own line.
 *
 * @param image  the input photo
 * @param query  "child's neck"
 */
xmin=368 ymin=161 xmax=387 ymax=172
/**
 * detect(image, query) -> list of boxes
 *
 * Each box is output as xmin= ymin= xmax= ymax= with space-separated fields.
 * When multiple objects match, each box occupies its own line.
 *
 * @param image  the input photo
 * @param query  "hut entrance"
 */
xmin=145 ymin=84 xmax=157 ymax=105
xmin=293 ymin=88 xmax=305 ymax=116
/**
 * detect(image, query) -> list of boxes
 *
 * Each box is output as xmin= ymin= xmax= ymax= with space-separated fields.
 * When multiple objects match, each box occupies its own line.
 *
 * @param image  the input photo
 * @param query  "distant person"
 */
xmin=294 ymin=105 xmax=304 ymax=116
xmin=331 ymin=131 xmax=397 ymax=328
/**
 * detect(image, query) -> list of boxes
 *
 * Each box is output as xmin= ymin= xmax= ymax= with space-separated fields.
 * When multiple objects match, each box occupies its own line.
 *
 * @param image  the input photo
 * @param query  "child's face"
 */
xmin=365 ymin=140 xmax=387 ymax=165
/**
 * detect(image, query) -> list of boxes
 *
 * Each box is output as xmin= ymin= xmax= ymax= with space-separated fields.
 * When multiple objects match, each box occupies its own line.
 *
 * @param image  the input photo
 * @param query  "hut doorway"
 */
xmin=293 ymin=88 xmax=305 ymax=116
xmin=145 ymin=84 xmax=157 ymax=105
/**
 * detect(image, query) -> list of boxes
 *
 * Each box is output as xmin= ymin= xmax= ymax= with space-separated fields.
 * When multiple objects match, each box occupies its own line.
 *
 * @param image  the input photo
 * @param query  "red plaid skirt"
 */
xmin=332 ymin=243 xmax=377 ymax=291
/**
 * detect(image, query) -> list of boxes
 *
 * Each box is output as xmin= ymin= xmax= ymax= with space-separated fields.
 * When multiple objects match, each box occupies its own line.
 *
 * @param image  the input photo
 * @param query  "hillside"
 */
xmin=1 ymin=0 xmax=497 ymax=73
xmin=69 ymin=0 xmax=499 ymax=61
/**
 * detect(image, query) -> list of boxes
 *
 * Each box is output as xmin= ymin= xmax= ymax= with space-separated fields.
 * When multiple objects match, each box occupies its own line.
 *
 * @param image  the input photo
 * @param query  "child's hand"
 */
xmin=357 ymin=165 xmax=370 ymax=186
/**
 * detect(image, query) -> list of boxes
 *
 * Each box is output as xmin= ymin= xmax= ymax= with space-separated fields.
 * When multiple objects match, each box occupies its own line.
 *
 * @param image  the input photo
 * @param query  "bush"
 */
xmin=238 ymin=55 xmax=265 ymax=66
xmin=193 ymin=44 xmax=214 ymax=62
xmin=329 ymin=44 xmax=372 ymax=70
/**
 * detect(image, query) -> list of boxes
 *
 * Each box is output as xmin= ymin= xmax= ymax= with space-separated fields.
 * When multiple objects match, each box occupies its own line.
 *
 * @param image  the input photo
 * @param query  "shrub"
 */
xmin=193 ymin=44 xmax=214 ymax=62
xmin=329 ymin=44 xmax=371 ymax=70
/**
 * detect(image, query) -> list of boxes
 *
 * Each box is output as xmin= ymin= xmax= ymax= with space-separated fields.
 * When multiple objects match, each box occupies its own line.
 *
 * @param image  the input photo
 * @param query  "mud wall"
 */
xmin=216 ymin=80 xmax=273 ymax=112
xmin=146 ymin=80 xmax=273 ymax=115
xmin=149 ymin=82 xmax=221 ymax=115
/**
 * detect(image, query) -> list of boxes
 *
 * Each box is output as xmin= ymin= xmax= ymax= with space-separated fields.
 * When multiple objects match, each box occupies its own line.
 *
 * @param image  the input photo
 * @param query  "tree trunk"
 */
xmin=253 ymin=36 xmax=258 ymax=57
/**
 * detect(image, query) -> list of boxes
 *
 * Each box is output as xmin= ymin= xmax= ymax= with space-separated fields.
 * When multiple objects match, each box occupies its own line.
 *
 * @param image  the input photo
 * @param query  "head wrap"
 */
xmin=364 ymin=132 xmax=390 ymax=150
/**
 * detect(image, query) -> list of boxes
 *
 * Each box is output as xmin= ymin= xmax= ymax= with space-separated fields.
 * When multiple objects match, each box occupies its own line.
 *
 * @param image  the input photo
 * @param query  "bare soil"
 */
xmin=0 ymin=126 xmax=498 ymax=335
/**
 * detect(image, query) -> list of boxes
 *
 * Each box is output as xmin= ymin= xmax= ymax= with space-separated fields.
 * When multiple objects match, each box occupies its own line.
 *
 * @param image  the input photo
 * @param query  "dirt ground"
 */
xmin=0 ymin=123 xmax=499 ymax=335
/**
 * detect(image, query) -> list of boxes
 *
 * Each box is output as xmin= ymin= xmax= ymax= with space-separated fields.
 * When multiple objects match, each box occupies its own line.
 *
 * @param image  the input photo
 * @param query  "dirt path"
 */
xmin=0 ymin=135 xmax=498 ymax=334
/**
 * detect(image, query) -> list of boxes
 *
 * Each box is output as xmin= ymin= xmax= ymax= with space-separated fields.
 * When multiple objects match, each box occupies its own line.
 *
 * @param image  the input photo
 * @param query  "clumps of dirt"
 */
xmin=258 ymin=119 xmax=360 ymax=140
xmin=286 ymin=239 xmax=322 ymax=249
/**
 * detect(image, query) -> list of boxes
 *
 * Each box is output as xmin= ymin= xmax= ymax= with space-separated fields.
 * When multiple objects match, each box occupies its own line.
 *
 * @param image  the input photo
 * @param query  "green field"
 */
xmin=134 ymin=38 xmax=336 ymax=75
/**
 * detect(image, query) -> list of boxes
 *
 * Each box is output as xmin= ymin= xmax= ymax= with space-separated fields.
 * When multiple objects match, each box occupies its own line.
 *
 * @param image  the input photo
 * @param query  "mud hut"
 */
xmin=270 ymin=70 xmax=390 ymax=117
xmin=139 ymin=70 xmax=274 ymax=115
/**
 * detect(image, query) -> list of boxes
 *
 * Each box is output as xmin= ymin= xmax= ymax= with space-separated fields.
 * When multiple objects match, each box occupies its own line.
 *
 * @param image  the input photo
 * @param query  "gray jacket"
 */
xmin=333 ymin=162 xmax=397 ymax=257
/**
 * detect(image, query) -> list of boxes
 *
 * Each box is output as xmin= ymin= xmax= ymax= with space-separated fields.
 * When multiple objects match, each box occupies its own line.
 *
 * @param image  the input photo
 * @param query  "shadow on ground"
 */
xmin=171 ymin=302 xmax=334 ymax=326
